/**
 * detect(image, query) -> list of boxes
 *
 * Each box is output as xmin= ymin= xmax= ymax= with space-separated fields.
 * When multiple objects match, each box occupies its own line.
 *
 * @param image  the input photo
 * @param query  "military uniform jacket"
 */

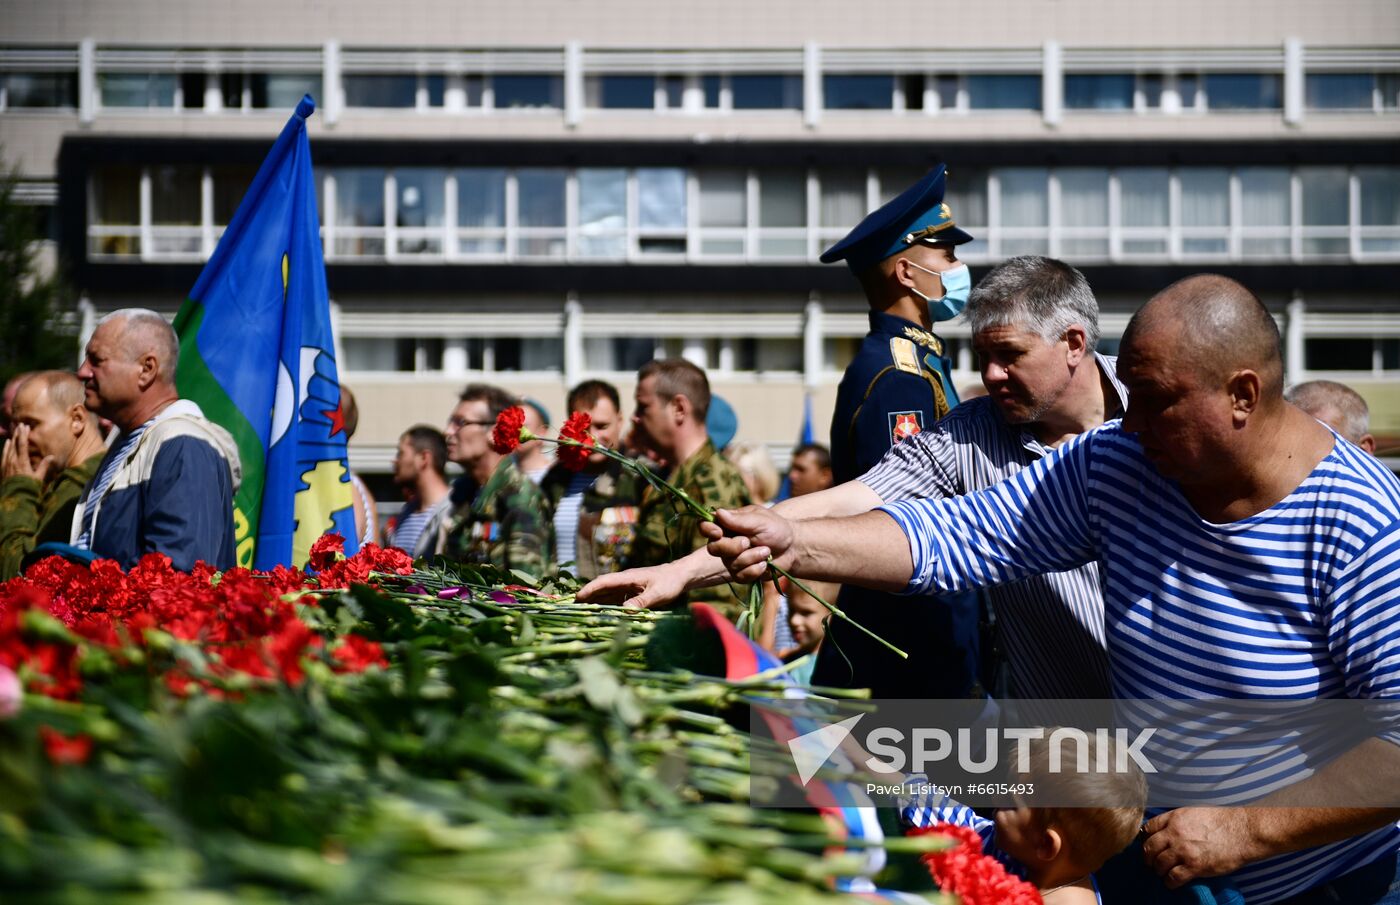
xmin=441 ymin=455 xmax=554 ymax=579
xmin=0 ymin=452 xmax=105 ymax=580
xmin=539 ymin=458 xmax=646 ymax=579
xmin=818 ymin=310 xmax=980 ymax=700
xmin=626 ymin=439 xmax=752 ymax=615
xmin=831 ymin=311 xmax=959 ymax=483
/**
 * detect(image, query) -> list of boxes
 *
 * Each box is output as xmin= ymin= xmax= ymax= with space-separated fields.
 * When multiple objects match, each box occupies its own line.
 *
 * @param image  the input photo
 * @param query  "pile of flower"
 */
xmin=910 ymin=824 xmax=1044 ymax=904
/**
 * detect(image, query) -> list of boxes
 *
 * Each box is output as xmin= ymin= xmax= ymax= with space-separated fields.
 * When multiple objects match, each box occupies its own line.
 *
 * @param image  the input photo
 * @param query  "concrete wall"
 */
xmin=3 ymin=0 xmax=1396 ymax=48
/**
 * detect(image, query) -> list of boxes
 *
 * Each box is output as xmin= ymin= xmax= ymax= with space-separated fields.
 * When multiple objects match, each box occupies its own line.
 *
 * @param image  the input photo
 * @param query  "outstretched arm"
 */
xmin=576 ymin=480 xmax=883 ymax=607
xmin=702 ymin=507 xmax=913 ymax=591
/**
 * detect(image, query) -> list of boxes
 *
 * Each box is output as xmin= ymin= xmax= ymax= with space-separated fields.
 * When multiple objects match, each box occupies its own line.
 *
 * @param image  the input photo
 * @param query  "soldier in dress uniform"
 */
xmin=815 ymin=164 xmax=983 ymax=700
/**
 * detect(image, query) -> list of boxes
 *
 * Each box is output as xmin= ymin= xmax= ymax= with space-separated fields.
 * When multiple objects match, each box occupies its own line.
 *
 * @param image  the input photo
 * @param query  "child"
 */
xmin=901 ymin=733 xmax=1147 ymax=903
xmin=780 ymin=579 xmax=838 ymax=685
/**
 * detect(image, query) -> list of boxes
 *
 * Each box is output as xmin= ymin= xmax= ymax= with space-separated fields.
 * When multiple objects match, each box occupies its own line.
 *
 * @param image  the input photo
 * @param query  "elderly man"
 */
xmin=73 ymin=310 xmax=239 ymax=571
xmin=439 ymin=383 xmax=552 ymax=576
xmin=0 ymin=372 xmax=107 ymax=578
xmin=1287 ymin=379 xmax=1377 ymax=454
xmin=581 ymin=256 xmax=1118 ymax=700
xmin=704 ymin=275 xmax=1400 ymax=903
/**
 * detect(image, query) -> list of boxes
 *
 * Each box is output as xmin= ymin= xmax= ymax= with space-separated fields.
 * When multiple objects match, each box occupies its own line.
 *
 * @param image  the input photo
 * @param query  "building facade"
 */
xmin=3 ymin=0 xmax=1399 ymax=485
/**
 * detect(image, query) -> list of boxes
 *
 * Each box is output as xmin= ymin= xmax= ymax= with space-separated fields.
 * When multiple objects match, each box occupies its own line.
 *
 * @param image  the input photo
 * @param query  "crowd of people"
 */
xmin=0 ymin=163 xmax=1396 ymax=904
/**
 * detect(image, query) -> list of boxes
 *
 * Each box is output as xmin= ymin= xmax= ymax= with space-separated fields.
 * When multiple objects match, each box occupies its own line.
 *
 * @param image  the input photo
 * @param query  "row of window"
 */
xmin=342 ymin=335 xmax=820 ymax=375
xmin=8 ymin=69 xmax=1400 ymax=114
xmin=86 ymin=164 xmax=1400 ymax=263
xmin=338 ymin=332 xmax=1400 ymax=378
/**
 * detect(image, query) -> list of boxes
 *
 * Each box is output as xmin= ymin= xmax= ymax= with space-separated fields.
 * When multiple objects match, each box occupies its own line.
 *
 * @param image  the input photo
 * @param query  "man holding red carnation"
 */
xmin=440 ymin=383 xmax=553 ymax=577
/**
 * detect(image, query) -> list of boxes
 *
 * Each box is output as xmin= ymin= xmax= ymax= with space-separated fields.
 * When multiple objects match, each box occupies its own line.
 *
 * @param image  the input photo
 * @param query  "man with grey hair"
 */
xmin=72 ymin=309 xmax=240 ymax=571
xmin=581 ymin=255 xmax=1119 ymax=700
xmin=1287 ymin=379 xmax=1376 ymax=454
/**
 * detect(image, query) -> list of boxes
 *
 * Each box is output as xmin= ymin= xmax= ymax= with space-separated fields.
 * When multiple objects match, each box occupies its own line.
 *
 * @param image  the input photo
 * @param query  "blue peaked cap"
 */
xmin=819 ymin=165 xmax=974 ymax=273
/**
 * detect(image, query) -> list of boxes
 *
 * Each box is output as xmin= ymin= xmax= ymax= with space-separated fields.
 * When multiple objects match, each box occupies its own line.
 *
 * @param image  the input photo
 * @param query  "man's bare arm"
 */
xmin=575 ymin=480 xmax=884 ymax=607
xmin=703 ymin=507 xmax=913 ymax=591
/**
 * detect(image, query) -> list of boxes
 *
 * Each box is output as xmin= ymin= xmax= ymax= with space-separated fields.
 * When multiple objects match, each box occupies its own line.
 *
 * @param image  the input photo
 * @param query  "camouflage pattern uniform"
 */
xmin=0 ymin=452 xmax=104 ymax=579
xmin=539 ymin=458 xmax=647 ymax=580
xmin=441 ymin=455 xmax=554 ymax=579
xmin=626 ymin=439 xmax=753 ymax=616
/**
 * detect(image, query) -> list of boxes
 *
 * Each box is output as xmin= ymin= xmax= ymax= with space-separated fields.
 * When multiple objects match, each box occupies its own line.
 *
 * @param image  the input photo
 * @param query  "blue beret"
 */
xmin=706 ymin=394 xmax=738 ymax=451
xmin=521 ymin=397 xmax=551 ymax=426
xmin=819 ymin=165 xmax=974 ymax=273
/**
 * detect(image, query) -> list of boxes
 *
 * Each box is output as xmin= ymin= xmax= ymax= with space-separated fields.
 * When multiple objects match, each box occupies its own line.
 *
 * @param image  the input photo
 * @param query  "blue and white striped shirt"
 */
xmin=879 ymin=421 xmax=1400 ymax=902
xmin=859 ymin=354 xmax=1123 ymax=699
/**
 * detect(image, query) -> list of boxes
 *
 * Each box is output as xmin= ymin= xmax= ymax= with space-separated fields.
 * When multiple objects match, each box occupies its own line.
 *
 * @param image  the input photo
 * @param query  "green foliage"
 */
xmin=0 ymin=169 xmax=78 ymax=386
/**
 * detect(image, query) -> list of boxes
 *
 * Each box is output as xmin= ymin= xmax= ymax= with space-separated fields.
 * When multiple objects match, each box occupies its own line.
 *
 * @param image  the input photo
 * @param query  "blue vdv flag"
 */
xmin=173 ymin=95 xmax=359 ymax=570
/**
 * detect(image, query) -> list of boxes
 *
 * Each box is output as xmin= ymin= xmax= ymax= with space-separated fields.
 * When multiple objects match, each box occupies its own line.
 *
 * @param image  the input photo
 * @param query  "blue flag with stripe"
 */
xmin=173 ymin=95 xmax=359 ymax=570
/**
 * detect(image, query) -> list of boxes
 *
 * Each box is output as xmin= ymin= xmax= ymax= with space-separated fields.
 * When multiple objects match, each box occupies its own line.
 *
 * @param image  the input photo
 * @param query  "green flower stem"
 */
xmin=527 ymin=433 xmax=908 ymax=660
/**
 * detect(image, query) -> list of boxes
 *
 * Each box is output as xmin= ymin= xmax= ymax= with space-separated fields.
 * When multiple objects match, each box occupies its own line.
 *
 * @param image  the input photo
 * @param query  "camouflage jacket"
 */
xmin=441 ymin=455 xmax=554 ymax=579
xmin=539 ymin=458 xmax=648 ymax=580
xmin=626 ymin=439 xmax=753 ymax=615
xmin=0 ymin=452 xmax=104 ymax=580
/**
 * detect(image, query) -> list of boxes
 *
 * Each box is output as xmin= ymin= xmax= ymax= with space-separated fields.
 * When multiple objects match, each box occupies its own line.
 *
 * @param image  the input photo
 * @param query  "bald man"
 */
xmin=73 ymin=309 xmax=240 ymax=571
xmin=703 ymin=275 xmax=1400 ymax=903
xmin=1287 ymin=379 xmax=1377 ymax=455
xmin=0 ymin=372 xmax=108 ymax=578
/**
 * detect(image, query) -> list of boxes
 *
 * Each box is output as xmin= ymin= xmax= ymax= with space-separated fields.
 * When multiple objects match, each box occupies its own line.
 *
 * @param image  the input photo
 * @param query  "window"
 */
xmin=343 ymin=337 xmax=401 ymax=372
xmin=1305 ymin=338 xmax=1373 ymax=372
xmin=212 ymin=166 xmax=256 ymax=227
xmin=731 ymin=75 xmax=801 ymax=110
xmin=877 ymin=167 xmax=923 ymax=205
xmin=1180 ymin=168 xmax=1230 ymax=255
xmin=251 ymin=73 xmax=320 ymax=109
xmin=494 ymin=74 xmax=562 ymax=109
xmin=344 ymin=74 xmax=419 ymax=108
xmin=1203 ymin=73 xmax=1281 ymax=110
xmin=819 ymin=170 xmax=866 ymax=237
xmin=100 ymin=73 xmax=176 ymax=108
xmin=698 ymin=169 xmax=746 ymax=256
xmin=457 ymin=168 xmax=506 ymax=254
xmin=1064 ymin=74 xmax=1134 ymax=111
xmin=1139 ymin=74 xmax=1164 ymax=109
xmin=394 ymin=169 xmax=446 ymax=255
xmin=578 ymin=168 xmax=627 ymax=257
xmin=702 ymin=75 xmax=722 ymax=108
xmin=637 ymin=168 xmax=686 ymax=255
xmin=149 ymin=165 xmax=201 ymax=255
xmin=823 ymin=75 xmax=892 ymax=110
xmin=498 ymin=338 xmax=563 ymax=372
xmin=1 ymin=71 xmax=77 ymax=109
xmin=1238 ymin=168 xmax=1290 ymax=256
xmin=1358 ymin=168 xmax=1400 ymax=254
xmin=1300 ymin=168 xmax=1349 ymax=255
xmin=1383 ymin=74 xmax=1400 ymax=109
xmin=944 ymin=169 xmax=989 ymax=257
xmin=1119 ymin=169 xmax=1170 ymax=256
xmin=934 ymin=75 xmax=959 ymax=111
xmin=754 ymin=338 xmax=803 ymax=373
xmin=1178 ymin=74 xmax=1200 ymax=110
xmin=997 ymin=168 xmax=1048 ymax=255
xmin=1305 ymin=73 xmax=1374 ymax=110
xmin=89 ymin=166 xmax=141 ymax=256
xmin=757 ymin=170 xmax=806 ymax=257
xmin=1057 ymin=169 xmax=1108 ymax=257
xmin=515 ymin=168 xmax=566 ymax=257
xmin=180 ymin=73 xmax=205 ymax=109
xmin=966 ymin=75 xmax=1040 ymax=110
xmin=591 ymin=75 xmax=653 ymax=109
xmin=901 ymin=74 xmax=924 ymax=111
xmin=333 ymin=168 xmax=386 ymax=256
xmin=586 ymin=337 xmax=658 ymax=372
xmin=661 ymin=75 xmax=684 ymax=109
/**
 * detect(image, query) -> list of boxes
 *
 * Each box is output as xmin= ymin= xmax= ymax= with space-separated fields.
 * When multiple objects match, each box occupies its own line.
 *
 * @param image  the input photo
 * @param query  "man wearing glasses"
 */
xmin=438 ymin=383 xmax=553 ymax=577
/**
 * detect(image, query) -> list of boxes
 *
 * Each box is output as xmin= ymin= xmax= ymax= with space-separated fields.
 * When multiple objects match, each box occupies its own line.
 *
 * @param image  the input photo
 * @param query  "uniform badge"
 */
xmin=902 ymin=326 xmax=944 ymax=356
xmin=889 ymin=410 xmax=923 ymax=443
xmin=889 ymin=337 xmax=922 ymax=375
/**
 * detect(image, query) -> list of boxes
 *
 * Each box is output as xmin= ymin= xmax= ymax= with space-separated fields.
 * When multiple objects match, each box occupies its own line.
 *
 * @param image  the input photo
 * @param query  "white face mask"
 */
xmin=907 ymin=261 xmax=972 ymax=322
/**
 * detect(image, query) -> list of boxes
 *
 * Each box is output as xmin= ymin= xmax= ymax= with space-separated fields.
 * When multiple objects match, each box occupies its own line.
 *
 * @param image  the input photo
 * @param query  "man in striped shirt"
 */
xmin=705 ymin=274 xmax=1400 ymax=903
xmin=579 ymin=256 xmax=1119 ymax=700
xmin=387 ymin=425 xmax=451 ymax=558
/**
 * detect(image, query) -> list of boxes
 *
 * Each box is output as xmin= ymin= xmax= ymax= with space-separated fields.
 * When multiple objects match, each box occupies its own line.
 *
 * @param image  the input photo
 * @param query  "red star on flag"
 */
xmin=323 ymin=401 xmax=348 ymax=437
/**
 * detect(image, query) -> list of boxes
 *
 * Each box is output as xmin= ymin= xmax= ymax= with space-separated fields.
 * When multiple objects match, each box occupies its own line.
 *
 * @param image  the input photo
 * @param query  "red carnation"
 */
xmin=556 ymin=411 xmax=595 ymax=472
xmin=309 ymin=533 xmax=346 ymax=571
xmin=40 ymin=726 xmax=92 ymax=765
xmin=330 ymin=634 xmax=389 ymax=673
xmin=909 ymin=824 xmax=1042 ymax=905
xmin=491 ymin=405 xmax=527 ymax=454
